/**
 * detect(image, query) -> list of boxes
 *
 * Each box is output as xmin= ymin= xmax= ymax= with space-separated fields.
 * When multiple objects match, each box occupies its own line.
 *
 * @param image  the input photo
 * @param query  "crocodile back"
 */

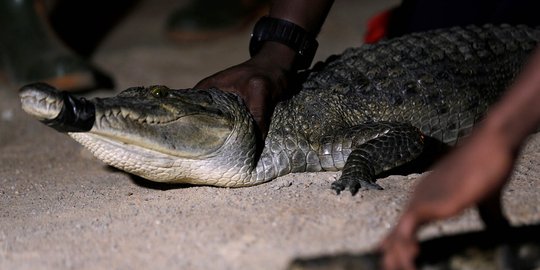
xmin=274 ymin=25 xmax=539 ymax=145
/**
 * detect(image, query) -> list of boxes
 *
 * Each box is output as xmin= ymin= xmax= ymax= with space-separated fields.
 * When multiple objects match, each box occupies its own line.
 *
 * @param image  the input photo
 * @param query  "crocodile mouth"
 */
xmin=94 ymin=105 xmax=195 ymax=126
xmin=20 ymin=83 xmax=236 ymax=159
xmin=69 ymin=132 xmax=185 ymax=182
xmin=90 ymin=111 xmax=234 ymax=159
xmin=71 ymin=132 xmax=174 ymax=160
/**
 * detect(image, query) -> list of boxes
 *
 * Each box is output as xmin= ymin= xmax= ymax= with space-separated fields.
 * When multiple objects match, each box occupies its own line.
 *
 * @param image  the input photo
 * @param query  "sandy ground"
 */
xmin=1 ymin=0 xmax=539 ymax=269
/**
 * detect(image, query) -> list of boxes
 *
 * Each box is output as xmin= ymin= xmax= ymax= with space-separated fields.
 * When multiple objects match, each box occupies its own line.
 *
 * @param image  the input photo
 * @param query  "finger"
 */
xmin=381 ymin=245 xmax=399 ymax=270
xmin=244 ymin=77 xmax=274 ymax=137
xmin=252 ymin=114 xmax=268 ymax=140
xmin=380 ymin=230 xmax=419 ymax=270
xmin=382 ymin=244 xmax=417 ymax=270
xmin=246 ymin=98 xmax=269 ymax=140
xmin=397 ymin=244 xmax=417 ymax=270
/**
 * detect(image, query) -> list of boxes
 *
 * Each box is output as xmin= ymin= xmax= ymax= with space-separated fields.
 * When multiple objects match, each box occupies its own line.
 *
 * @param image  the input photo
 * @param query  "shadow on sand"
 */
xmin=104 ymin=166 xmax=195 ymax=191
xmin=289 ymin=224 xmax=540 ymax=270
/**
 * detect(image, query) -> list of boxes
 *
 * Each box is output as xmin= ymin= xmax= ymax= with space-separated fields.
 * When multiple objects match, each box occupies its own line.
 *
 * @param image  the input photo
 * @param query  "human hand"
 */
xmin=379 ymin=126 xmax=517 ymax=270
xmin=195 ymin=43 xmax=296 ymax=140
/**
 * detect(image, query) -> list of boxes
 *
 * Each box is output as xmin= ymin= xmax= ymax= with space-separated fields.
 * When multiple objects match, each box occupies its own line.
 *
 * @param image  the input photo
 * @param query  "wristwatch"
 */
xmin=249 ymin=16 xmax=319 ymax=70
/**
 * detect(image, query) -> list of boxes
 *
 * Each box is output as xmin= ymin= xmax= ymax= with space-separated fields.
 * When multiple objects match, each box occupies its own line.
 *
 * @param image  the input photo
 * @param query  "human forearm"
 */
xmin=269 ymin=0 xmax=334 ymax=33
xmin=254 ymin=0 xmax=334 ymax=72
xmin=483 ymin=46 xmax=540 ymax=151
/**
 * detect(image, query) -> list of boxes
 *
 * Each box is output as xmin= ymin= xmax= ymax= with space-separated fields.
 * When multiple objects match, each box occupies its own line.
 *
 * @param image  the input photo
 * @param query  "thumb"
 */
xmin=247 ymin=102 xmax=270 ymax=141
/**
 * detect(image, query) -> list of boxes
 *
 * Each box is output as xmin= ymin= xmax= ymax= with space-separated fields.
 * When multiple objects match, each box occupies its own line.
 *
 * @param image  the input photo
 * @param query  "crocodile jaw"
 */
xmin=69 ymin=132 xmax=225 ymax=185
xmin=70 ymin=132 xmax=181 ymax=182
xmin=69 ymin=130 xmax=258 ymax=187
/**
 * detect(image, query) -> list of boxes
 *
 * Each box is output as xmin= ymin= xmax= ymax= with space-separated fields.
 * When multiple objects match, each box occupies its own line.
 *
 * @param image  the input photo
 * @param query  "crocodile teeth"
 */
xmin=112 ymin=108 xmax=121 ymax=118
xmin=19 ymin=83 xmax=64 ymax=121
xmin=120 ymin=108 xmax=130 ymax=119
xmin=19 ymin=83 xmax=95 ymax=132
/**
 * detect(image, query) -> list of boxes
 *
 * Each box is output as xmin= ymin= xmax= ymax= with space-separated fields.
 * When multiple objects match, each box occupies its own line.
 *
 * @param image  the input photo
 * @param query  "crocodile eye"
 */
xmin=150 ymin=85 xmax=169 ymax=98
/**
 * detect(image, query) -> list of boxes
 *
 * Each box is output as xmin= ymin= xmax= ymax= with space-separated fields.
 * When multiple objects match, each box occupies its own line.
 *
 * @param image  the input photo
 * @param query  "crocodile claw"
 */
xmin=331 ymin=176 xmax=383 ymax=195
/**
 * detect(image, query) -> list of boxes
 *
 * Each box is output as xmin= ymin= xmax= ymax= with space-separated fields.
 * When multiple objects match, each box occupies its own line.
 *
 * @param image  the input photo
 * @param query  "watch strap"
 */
xmin=249 ymin=16 xmax=318 ymax=70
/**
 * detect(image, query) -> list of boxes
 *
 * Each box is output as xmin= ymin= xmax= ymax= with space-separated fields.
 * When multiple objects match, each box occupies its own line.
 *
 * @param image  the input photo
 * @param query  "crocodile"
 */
xmin=19 ymin=25 xmax=539 ymax=194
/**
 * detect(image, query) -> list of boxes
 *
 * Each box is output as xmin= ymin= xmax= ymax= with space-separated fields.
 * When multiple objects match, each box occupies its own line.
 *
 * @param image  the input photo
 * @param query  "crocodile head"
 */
xmin=19 ymin=83 xmax=258 ymax=186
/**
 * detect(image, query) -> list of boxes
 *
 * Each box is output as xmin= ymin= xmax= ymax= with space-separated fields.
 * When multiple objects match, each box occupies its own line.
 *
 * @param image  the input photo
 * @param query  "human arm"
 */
xmin=380 ymin=46 xmax=540 ymax=270
xmin=195 ymin=0 xmax=334 ymax=139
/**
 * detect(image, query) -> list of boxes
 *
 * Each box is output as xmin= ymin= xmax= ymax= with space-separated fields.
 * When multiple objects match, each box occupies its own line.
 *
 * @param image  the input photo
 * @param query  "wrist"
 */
xmin=480 ymin=110 xmax=526 ymax=153
xmin=252 ymin=41 xmax=297 ymax=72
xmin=249 ymin=16 xmax=319 ymax=71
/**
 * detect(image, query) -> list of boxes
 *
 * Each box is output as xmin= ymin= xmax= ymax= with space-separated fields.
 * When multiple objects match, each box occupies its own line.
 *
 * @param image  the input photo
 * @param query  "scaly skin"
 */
xmin=19 ymin=25 xmax=539 ymax=193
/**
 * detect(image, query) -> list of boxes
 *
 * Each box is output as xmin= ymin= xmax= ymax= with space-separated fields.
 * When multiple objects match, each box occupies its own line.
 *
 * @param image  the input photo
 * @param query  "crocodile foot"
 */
xmin=331 ymin=175 xmax=383 ymax=195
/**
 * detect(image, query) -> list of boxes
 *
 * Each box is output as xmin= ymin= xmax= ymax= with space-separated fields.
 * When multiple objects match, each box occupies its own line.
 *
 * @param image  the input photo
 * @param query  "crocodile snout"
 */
xmin=20 ymin=83 xmax=65 ymax=121
xmin=19 ymin=83 xmax=95 ymax=132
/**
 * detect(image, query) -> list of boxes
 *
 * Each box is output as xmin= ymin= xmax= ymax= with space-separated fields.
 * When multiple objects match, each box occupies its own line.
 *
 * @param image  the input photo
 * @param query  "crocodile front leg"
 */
xmin=319 ymin=122 xmax=425 ymax=195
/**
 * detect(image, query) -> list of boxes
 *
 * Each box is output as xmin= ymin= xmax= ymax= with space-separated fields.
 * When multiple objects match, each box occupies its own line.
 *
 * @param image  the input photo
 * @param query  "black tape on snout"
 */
xmin=42 ymin=92 xmax=95 ymax=132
